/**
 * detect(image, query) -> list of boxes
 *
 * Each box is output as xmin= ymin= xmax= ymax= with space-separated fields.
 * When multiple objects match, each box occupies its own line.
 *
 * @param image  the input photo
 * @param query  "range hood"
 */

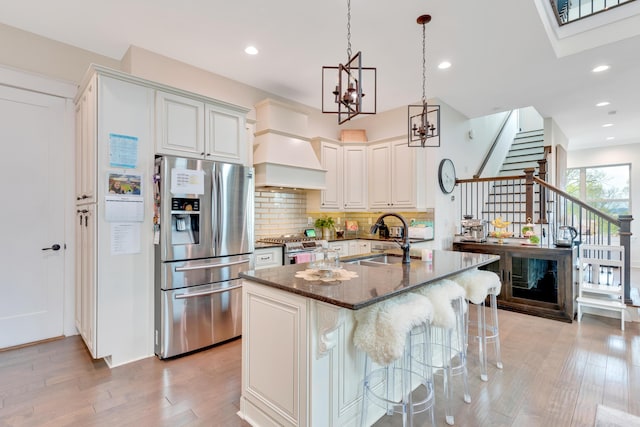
xmin=253 ymin=99 xmax=326 ymax=190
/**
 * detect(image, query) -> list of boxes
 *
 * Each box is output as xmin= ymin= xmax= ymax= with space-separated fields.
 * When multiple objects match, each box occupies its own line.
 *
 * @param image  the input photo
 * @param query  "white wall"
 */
xmin=519 ymin=106 xmax=544 ymax=132
xmin=568 ymin=144 xmax=639 ymax=269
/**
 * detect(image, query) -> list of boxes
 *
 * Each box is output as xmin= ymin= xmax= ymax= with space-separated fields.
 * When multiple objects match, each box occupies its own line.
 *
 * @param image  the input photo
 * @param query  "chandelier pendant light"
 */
xmin=408 ymin=14 xmax=440 ymax=148
xmin=322 ymin=0 xmax=376 ymax=124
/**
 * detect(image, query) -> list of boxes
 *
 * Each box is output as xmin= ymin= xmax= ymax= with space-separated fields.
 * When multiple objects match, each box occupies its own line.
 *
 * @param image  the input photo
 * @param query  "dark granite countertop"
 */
xmin=240 ymin=250 xmax=499 ymax=310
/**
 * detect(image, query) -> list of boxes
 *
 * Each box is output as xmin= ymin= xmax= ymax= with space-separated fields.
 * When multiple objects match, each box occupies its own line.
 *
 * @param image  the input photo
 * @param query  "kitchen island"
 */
xmin=237 ymin=250 xmax=498 ymax=427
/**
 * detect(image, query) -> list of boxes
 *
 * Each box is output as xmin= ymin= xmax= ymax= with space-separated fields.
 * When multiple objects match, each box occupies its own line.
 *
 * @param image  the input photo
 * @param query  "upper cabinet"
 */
xmin=310 ymin=140 xmax=367 ymax=211
xmin=368 ymin=139 xmax=417 ymax=210
xmin=75 ymin=74 xmax=97 ymax=204
xmin=156 ymin=91 xmax=248 ymax=165
xmin=343 ymin=145 xmax=368 ymax=210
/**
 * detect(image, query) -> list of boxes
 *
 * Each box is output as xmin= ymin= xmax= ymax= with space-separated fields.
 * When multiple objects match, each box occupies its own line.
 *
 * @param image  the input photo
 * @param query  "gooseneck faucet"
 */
xmin=370 ymin=213 xmax=411 ymax=264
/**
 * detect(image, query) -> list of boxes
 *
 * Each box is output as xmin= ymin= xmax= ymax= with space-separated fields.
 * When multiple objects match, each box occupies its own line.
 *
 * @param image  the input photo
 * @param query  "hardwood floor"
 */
xmin=0 ymin=310 xmax=638 ymax=427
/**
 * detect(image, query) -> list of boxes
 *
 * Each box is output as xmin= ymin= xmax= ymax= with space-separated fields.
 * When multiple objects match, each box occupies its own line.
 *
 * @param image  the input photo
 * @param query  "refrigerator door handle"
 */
xmin=174 ymin=284 xmax=242 ymax=299
xmin=174 ymin=259 xmax=249 ymax=272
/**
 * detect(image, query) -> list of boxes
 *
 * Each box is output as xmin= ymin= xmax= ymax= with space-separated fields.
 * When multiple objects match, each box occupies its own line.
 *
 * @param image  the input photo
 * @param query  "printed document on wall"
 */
xmin=111 ymin=223 xmax=141 ymax=255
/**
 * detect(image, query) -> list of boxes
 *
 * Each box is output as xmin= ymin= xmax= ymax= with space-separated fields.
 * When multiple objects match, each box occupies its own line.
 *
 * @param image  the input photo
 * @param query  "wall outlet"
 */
xmin=307 ymin=217 xmax=313 ymax=225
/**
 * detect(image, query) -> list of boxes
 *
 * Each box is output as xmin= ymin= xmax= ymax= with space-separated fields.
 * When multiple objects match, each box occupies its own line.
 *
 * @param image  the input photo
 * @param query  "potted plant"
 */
xmin=315 ymin=216 xmax=335 ymax=239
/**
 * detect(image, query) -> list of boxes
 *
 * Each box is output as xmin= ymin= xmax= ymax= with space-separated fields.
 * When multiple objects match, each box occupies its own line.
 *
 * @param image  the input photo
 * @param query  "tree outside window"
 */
xmin=566 ymin=164 xmax=630 ymax=236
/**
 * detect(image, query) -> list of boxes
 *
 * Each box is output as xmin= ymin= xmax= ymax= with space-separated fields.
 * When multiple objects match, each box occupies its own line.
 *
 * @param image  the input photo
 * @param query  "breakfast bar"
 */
xmin=237 ymin=250 xmax=498 ymax=427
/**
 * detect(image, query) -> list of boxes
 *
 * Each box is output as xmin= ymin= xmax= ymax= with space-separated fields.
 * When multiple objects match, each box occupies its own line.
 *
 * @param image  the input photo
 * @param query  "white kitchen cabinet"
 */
xmin=240 ymin=280 xmax=387 ymax=426
xmin=318 ymin=141 xmax=342 ymax=209
xmin=343 ymin=145 xmax=368 ymax=210
xmin=75 ymin=204 xmax=96 ymax=357
xmin=156 ymin=90 xmax=248 ymax=165
xmin=155 ymin=91 xmax=204 ymax=157
xmin=74 ymin=67 xmax=156 ymax=366
xmin=348 ymin=240 xmax=372 ymax=256
xmin=254 ymin=246 xmax=284 ymax=270
xmin=74 ymin=74 xmax=97 ymax=204
xmin=368 ymin=139 xmax=416 ymax=209
xmin=329 ymin=240 xmax=350 ymax=257
xmin=309 ymin=139 xmax=367 ymax=211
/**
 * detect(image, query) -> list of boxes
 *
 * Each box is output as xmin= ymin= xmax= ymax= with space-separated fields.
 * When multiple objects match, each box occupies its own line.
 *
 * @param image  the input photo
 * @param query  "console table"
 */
xmin=453 ymin=242 xmax=577 ymax=322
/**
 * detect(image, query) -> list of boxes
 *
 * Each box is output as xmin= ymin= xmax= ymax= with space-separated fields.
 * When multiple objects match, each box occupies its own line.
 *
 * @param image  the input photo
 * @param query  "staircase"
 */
xmin=456 ymin=129 xmax=634 ymax=304
xmin=499 ymin=129 xmax=545 ymax=176
xmin=480 ymin=130 xmax=547 ymax=229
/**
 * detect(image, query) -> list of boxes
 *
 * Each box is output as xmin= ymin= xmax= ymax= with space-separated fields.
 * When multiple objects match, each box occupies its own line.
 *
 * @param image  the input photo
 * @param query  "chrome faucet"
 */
xmin=370 ymin=213 xmax=411 ymax=264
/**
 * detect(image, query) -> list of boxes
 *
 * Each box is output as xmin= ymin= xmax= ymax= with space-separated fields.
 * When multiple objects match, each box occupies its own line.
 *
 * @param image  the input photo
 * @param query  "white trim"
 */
xmin=0 ymin=63 xmax=77 ymax=98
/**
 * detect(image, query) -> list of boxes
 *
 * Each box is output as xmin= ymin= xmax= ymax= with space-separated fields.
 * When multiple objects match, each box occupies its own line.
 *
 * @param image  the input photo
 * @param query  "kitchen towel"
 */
xmin=294 ymin=252 xmax=313 ymax=263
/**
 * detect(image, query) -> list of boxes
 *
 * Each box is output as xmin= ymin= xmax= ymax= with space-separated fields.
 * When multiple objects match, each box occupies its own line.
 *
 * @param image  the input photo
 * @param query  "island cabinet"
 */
xmin=240 ymin=280 xmax=373 ymax=427
xmin=238 ymin=250 xmax=500 ymax=426
xmin=155 ymin=90 xmax=249 ymax=165
xmin=453 ymin=242 xmax=577 ymax=322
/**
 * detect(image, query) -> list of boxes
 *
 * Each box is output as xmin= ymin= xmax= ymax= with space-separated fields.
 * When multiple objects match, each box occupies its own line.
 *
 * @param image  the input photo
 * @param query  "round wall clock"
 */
xmin=438 ymin=158 xmax=456 ymax=194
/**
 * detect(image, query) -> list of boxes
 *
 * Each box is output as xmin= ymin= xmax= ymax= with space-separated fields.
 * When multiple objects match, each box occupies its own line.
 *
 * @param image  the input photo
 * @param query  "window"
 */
xmin=566 ymin=164 xmax=631 ymax=217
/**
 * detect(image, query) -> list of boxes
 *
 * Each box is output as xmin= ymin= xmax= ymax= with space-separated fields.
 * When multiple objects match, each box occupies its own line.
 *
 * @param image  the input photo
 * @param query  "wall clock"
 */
xmin=438 ymin=158 xmax=456 ymax=194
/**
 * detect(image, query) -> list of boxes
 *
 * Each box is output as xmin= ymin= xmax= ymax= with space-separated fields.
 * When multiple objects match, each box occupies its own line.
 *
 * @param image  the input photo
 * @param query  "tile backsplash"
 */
xmin=254 ymin=188 xmax=434 ymax=240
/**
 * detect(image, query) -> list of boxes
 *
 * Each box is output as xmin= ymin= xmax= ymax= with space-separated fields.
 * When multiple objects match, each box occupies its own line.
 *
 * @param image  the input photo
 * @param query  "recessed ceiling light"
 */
xmin=602 ymin=123 xmax=614 ymax=127
xmin=592 ymin=65 xmax=610 ymax=73
xmin=244 ymin=46 xmax=259 ymax=55
xmin=438 ymin=61 xmax=451 ymax=69
xmin=606 ymin=136 xmax=615 ymax=140
xmin=596 ymin=101 xmax=610 ymax=107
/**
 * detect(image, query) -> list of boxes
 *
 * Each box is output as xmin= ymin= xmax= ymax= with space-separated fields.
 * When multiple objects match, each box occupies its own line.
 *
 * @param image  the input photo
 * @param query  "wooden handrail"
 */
xmin=534 ymin=176 xmax=621 ymax=225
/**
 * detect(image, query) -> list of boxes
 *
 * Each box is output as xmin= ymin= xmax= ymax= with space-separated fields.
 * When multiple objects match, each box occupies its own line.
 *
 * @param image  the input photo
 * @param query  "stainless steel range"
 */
xmin=258 ymin=235 xmax=327 ymax=264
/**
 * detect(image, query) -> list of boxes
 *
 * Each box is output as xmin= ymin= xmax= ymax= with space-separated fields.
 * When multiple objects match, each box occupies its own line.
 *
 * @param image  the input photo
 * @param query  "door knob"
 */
xmin=42 ymin=244 xmax=61 ymax=251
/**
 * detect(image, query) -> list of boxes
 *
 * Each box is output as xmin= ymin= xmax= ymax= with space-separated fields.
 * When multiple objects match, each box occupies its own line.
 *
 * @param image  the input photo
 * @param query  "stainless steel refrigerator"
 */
xmin=154 ymin=155 xmax=254 ymax=358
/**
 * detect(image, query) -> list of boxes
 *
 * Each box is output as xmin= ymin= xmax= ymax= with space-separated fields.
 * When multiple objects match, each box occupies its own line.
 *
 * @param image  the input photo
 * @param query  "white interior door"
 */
xmin=0 ymin=84 xmax=66 ymax=348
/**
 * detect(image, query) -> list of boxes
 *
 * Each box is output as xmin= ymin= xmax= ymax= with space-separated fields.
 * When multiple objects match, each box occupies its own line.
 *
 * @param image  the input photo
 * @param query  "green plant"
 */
xmin=314 ymin=216 xmax=335 ymax=229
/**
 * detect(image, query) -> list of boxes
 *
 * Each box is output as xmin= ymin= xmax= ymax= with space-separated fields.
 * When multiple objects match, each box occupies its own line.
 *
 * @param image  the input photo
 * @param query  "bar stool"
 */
xmin=414 ymin=279 xmax=470 ymax=426
xmin=354 ymin=292 xmax=436 ymax=427
xmin=452 ymin=269 xmax=503 ymax=382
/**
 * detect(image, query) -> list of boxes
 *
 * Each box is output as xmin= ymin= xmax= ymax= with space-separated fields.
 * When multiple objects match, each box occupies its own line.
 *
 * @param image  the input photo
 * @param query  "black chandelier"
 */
xmin=408 ymin=14 xmax=440 ymax=148
xmin=322 ymin=0 xmax=376 ymax=125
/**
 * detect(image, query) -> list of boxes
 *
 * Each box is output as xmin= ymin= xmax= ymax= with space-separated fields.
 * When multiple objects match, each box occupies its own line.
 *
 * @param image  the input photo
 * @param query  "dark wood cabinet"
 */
xmin=453 ymin=242 xmax=577 ymax=322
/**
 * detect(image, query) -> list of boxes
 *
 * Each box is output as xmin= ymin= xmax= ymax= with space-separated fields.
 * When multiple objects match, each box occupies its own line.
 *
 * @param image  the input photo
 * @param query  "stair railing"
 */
xmin=550 ymin=0 xmax=636 ymax=26
xmin=474 ymin=110 xmax=515 ymax=179
xmin=456 ymin=172 xmax=633 ymax=302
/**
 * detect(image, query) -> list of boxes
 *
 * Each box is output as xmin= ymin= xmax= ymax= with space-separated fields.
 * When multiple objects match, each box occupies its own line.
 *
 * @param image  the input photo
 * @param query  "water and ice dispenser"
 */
xmin=170 ymin=197 xmax=200 ymax=245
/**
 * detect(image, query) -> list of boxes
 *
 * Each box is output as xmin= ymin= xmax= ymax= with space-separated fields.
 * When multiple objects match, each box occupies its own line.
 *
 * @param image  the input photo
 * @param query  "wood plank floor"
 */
xmin=0 ymin=310 xmax=638 ymax=427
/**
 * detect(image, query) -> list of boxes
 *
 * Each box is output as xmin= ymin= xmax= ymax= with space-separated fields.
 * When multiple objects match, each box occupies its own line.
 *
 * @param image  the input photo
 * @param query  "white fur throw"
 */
xmin=414 ymin=279 xmax=466 ymax=329
xmin=452 ymin=269 xmax=501 ymax=304
xmin=353 ymin=293 xmax=433 ymax=366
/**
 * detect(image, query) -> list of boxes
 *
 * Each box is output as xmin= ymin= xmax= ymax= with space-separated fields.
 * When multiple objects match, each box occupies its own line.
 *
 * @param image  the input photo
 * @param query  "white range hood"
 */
xmin=253 ymin=99 xmax=326 ymax=190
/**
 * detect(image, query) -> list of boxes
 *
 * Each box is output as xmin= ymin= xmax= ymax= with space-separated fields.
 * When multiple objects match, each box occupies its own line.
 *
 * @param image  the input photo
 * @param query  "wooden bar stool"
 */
xmin=452 ymin=269 xmax=503 ymax=382
xmin=354 ymin=292 xmax=436 ymax=427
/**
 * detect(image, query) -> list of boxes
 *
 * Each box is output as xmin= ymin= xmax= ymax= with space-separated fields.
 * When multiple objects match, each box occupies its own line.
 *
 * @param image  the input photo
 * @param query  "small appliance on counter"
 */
xmin=377 ymin=220 xmax=389 ymax=238
xmin=388 ymin=226 xmax=404 ymax=238
xmin=461 ymin=215 xmax=486 ymax=242
xmin=555 ymin=225 xmax=578 ymax=247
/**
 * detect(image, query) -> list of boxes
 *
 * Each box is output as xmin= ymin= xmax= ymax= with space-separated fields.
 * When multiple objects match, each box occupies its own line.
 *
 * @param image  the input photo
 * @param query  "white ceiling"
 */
xmin=2 ymin=0 xmax=640 ymax=150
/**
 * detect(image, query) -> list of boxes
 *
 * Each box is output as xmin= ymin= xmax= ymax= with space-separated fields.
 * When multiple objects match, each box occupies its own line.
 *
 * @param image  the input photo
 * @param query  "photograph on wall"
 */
xmin=108 ymin=172 xmax=142 ymax=195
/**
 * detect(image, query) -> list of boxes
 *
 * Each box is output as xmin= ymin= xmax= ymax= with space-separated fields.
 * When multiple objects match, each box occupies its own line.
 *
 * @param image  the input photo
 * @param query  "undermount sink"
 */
xmin=347 ymin=254 xmax=405 ymax=267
